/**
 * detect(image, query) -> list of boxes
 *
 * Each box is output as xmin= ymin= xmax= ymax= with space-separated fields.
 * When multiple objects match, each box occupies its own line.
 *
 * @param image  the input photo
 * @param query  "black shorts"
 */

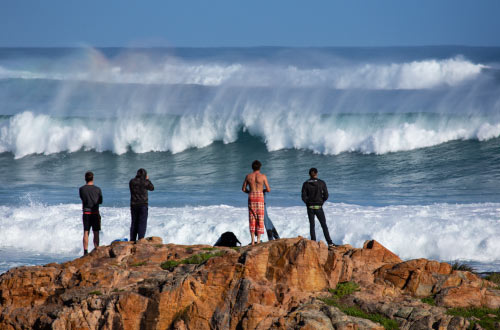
xmin=83 ymin=213 xmax=101 ymax=232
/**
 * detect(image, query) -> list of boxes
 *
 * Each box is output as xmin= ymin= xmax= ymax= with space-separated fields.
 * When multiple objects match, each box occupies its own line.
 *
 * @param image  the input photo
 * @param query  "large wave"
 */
xmin=1 ymin=48 xmax=498 ymax=158
xmin=1 ymin=111 xmax=499 ymax=158
xmin=0 ymin=55 xmax=486 ymax=90
xmin=0 ymin=202 xmax=498 ymax=269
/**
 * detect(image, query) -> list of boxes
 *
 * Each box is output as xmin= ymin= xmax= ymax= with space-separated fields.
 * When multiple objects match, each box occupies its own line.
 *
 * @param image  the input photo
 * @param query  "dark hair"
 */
xmin=85 ymin=171 xmax=94 ymax=183
xmin=252 ymin=160 xmax=262 ymax=171
xmin=136 ymin=168 xmax=147 ymax=179
xmin=309 ymin=168 xmax=318 ymax=176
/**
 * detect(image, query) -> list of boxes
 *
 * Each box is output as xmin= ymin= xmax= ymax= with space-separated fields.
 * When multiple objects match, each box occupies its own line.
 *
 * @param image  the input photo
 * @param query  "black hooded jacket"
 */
xmin=129 ymin=170 xmax=154 ymax=207
xmin=301 ymin=178 xmax=329 ymax=207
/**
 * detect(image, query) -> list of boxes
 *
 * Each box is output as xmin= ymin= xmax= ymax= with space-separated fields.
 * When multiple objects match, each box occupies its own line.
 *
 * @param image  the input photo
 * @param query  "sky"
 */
xmin=1 ymin=0 xmax=500 ymax=47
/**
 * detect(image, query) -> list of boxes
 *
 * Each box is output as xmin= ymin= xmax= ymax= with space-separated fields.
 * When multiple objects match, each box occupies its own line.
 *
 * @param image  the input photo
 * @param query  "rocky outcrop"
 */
xmin=375 ymin=258 xmax=500 ymax=309
xmin=0 ymin=237 xmax=498 ymax=329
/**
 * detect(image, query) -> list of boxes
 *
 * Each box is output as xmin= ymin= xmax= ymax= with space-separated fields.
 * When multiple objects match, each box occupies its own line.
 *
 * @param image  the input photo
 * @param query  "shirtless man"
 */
xmin=242 ymin=160 xmax=271 ymax=245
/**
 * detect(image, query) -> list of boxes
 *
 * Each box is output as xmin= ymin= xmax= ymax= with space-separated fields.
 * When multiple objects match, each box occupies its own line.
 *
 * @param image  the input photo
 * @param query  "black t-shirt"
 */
xmin=79 ymin=184 xmax=103 ymax=213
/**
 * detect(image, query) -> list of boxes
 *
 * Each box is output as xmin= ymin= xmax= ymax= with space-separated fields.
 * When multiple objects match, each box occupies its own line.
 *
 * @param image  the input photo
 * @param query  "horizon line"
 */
xmin=1 ymin=44 xmax=500 ymax=49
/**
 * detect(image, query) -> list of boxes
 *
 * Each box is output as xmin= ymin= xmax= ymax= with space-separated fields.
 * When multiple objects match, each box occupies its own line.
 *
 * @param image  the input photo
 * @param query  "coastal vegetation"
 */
xmin=161 ymin=251 xmax=225 ymax=271
xmin=321 ymin=282 xmax=399 ymax=330
xmin=451 ymin=261 xmax=475 ymax=272
xmin=447 ymin=307 xmax=500 ymax=330
xmin=421 ymin=295 xmax=437 ymax=306
xmin=485 ymin=272 xmax=500 ymax=285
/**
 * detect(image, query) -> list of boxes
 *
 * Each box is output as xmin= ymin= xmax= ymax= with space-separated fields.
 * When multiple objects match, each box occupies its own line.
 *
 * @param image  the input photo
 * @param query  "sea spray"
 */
xmin=0 ymin=55 xmax=486 ymax=89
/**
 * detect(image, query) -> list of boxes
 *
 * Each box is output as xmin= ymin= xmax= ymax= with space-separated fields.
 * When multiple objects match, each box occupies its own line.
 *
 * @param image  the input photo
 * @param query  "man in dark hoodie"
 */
xmin=129 ymin=168 xmax=154 ymax=242
xmin=79 ymin=171 xmax=102 ymax=256
xmin=301 ymin=168 xmax=336 ymax=247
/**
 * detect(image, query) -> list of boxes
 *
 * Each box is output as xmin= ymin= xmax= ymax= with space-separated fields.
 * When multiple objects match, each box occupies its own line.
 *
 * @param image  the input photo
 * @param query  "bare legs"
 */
xmin=83 ymin=230 xmax=100 ymax=253
xmin=83 ymin=231 xmax=89 ymax=251
xmin=250 ymin=231 xmax=261 ymax=245
xmin=93 ymin=230 xmax=99 ymax=248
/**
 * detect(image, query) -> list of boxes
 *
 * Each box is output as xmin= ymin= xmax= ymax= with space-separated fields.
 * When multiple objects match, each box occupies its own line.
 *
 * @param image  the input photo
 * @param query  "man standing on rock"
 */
xmin=129 ymin=168 xmax=154 ymax=242
xmin=79 ymin=171 xmax=103 ymax=256
xmin=301 ymin=168 xmax=336 ymax=248
xmin=242 ymin=160 xmax=271 ymax=245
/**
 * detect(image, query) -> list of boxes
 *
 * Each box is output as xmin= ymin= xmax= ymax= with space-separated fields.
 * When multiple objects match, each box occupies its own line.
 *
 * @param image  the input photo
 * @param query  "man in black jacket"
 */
xmin=301 ymin=168 xmax=336 ymax=247
xmin=129 ymin=168 xmax=154 ymax=241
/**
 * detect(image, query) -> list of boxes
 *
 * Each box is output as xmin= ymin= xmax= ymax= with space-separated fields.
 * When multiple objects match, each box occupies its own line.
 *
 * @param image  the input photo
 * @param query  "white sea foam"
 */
xmin=0 ymin=202 xmax=498 ymax=268
xmin=1 ymin=111 xmax=499 ymax=158
xmin=0 ymin=56 xmax=485 ymax=90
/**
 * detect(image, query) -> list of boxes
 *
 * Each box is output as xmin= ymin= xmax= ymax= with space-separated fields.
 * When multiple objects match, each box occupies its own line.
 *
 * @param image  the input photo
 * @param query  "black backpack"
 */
xmin=214 ymin=232 xmax=241 ymax=247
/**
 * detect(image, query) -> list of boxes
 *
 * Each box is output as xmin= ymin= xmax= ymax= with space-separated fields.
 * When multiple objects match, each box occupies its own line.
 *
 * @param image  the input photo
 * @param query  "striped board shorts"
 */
xmin=248 ymin=191 xmax=265 ymax=235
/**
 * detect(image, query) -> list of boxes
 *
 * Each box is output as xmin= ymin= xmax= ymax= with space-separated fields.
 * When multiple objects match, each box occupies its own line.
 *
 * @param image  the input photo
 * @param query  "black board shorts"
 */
xmin=83 ymin=213 xmax=101 ymax=231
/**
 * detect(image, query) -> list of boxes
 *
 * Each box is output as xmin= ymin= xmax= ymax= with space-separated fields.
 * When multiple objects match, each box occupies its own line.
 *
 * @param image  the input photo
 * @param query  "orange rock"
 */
xmin=441 ymin=274 xmax=462 ymax=289
xmin=437 ymin=285 xmax=483 ymax=308
xmin=117 ymin=292 xmax=149 ymax=330
xmin=482 ymin=289 xmax=500 ymax=309
xmin=0 ymin=237 xmax=490 ymax=329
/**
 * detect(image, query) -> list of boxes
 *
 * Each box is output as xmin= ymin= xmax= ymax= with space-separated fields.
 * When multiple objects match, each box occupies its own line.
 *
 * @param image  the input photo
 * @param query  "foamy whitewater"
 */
xmin=0 ymin=46 xmax=499 ymax=273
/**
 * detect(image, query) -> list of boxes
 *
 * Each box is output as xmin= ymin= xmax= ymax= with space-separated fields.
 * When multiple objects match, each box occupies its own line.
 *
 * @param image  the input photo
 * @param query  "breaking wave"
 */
xmin=1 ymin=111 xmax=499 ymax=158
xmin=0 ymin=56 xmax=486 ymax=90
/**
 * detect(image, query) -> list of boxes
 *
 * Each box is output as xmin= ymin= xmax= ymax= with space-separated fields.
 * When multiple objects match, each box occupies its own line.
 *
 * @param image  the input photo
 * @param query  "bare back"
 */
xmin=242 ymin=171 xmax=271 ymax=193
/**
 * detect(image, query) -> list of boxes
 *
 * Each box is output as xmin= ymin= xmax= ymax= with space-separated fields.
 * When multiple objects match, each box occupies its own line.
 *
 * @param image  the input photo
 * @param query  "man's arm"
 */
xmin=322 ymin=181 xmax=329 ymax=202
xmin=301 ymin=182 xmax=308 ymax=204
xmin=98 ymin=188 xmax=103 ymax=205
xmin=263 ymin=175 xmax=271 ymax=193
xmin=242 ymin=175 xmax=249 ymax=193
xmin=146 ymin=179 xmax=154 ymax=191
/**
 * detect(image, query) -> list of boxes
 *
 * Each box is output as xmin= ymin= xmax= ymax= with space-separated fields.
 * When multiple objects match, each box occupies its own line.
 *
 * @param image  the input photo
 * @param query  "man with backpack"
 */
xmin=301 ymin=168 xmax=336 ymax=248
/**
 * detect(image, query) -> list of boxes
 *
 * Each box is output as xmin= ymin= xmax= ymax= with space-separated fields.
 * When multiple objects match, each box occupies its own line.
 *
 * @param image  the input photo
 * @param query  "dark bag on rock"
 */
xmin=214 ymin=231 xmax=241 ymax=247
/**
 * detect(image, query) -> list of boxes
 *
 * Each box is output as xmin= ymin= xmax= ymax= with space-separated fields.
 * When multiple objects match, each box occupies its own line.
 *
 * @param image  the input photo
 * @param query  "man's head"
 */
xmin=85 ymin=171 xmax=94 ymax=183
xmin=252 ymin=160 xmax=262 ymax=171
xmin=309 ymin=167 xmax=318 ymax=178
xmin=136 ymin=168 xmax=147 ymax=179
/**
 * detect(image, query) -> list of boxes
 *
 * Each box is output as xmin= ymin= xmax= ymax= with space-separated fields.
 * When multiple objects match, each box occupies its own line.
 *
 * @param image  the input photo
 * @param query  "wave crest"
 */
xmin=0 ymin=55 xmax=485 ymax=90
xmin=1 ymin=111 xmax=499 ymax=158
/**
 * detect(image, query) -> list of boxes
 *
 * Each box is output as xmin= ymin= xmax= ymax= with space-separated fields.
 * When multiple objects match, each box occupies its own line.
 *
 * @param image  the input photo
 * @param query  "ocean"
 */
xmin=0 ymin=46 xmax=499 ymax=273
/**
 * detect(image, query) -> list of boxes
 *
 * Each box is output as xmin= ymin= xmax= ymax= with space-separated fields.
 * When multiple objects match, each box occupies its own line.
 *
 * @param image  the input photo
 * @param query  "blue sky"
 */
xmin=1 ymin=0 xmax=500 ymax=47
